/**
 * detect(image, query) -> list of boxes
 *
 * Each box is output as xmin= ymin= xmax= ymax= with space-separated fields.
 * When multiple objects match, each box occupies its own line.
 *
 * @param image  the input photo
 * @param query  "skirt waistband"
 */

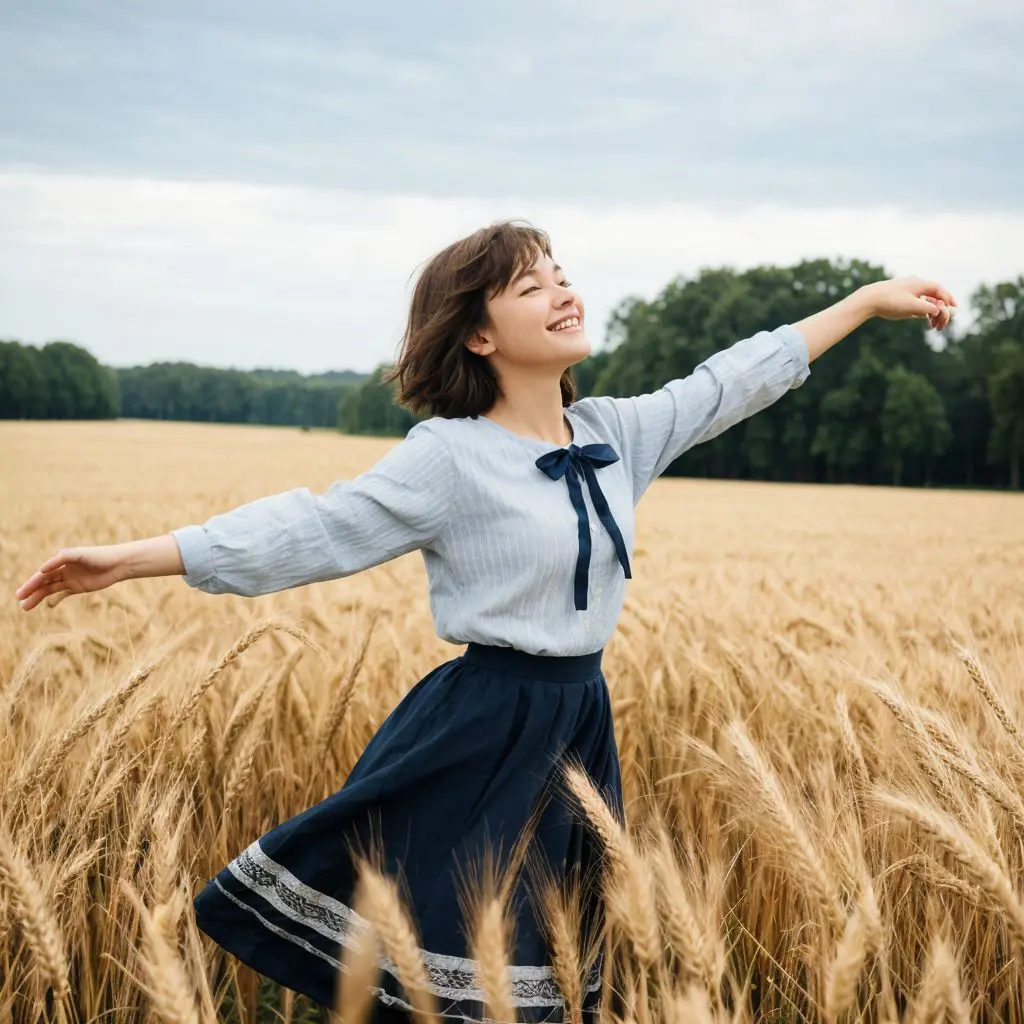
xmin=461 ymin=642 xmax=604 ymax=683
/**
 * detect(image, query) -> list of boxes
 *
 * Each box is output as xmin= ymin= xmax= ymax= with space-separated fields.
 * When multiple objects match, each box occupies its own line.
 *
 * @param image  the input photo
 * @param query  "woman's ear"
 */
xmin=465 ymin=330 xmax=493 ymax=357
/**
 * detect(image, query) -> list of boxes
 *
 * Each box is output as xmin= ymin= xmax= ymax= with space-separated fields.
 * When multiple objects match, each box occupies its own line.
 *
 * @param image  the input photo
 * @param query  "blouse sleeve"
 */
xmin=169 ymin=420 xmax=455 ymax=597
xmin=579 ymin=324 xmax=810 ymax=503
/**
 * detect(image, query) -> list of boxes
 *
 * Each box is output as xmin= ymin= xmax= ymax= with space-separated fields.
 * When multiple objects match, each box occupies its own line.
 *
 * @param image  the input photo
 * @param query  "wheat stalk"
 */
xmin=562 ymin=763 xmax=660 ymax=968
xmin=908 ymin=936 xmax=971 ymax=1024
xmin=649 ymin=825 xmax=711 ymax=986
xmin=723 ymin=721 xmax=845 ymax=931
xmin=823 ymin=903 xmax=870 ymax=1021
xmin=951 ymin=638 xmax=1024 ymax=752
xmin=0 ymin=824 xmax=70 ymax=1002
xmin=532 ymin=877 xmax=585 ymax=1024
xmin=332 ymin=877 xmax=383 ymax=1024
xmin=220 ymin=675 xmax=270 ymax=768
xmin=15 ymin=656 xmax=160 ymax=795
xmin=835 ymin=692 xmax=870 ymax=787
xmin=171 ymin=621 xmax=319 ymax=730
xmin=470 ymin=896 xmax=517 ymax=1024
xmin=221 ymin=683 xmax=278 ymax=821
xmin=119 ymin=879 xmax=202 ymax=1024
xmin=872 ymin=788 xmax=1024 ymax=949
xmin=352 ymin=860 xmax=439 ymax=1024
xmin=316 ymin=615 xmax=380 ymax=763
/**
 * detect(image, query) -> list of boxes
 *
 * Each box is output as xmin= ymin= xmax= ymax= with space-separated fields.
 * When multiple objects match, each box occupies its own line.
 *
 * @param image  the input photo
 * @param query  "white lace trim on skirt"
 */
xmin=224 ymin=839 xmax=602 ymax=1011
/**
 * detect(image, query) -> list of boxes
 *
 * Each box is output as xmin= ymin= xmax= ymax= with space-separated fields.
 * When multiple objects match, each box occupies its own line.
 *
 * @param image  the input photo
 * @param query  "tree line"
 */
xmin=0 ymin=341 xmax=120 ymax=420
xmin=588 ymin=257 xmax=1022 ymax=490
xmin=0 ymin=347 xmax=366 ymax=429
xmin=2 ymin=256 xmax=1021 ymax=488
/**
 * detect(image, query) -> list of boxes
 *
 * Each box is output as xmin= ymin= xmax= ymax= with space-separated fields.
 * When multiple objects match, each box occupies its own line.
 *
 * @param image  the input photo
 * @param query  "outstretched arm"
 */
xmin=574 ymin=276 xmax=957 ymax=503
xmin=16 ymin=535 xmax=185 ymax=611
xmin=794 ymin=276 xmax=955 ymax=361
xmin=16 ymin=421 xmax=455 ymax=609
xmin=171 ymin=420 xmax=454 ymax=596
xmin=576 ymin=323 xmax=810 ymax=503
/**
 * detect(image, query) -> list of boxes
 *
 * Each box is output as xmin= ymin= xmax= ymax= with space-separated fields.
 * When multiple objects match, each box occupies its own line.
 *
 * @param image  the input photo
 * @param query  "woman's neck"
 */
xmin=481 ymin=406 xmax=573 ymax=446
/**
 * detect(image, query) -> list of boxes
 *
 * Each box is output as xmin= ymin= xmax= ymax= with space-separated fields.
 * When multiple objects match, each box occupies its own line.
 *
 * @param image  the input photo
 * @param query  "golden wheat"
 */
xmin=3 ymin=419 xmax=1023 ymax=1023
xmin=350 ymin=859 xmax=440 ymax=1024
xmin=0 ymin=824 xmax=70 ymax=1003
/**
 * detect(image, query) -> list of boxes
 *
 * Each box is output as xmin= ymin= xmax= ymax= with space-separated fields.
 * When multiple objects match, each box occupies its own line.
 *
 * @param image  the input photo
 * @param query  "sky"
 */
xmin=1 ymin=0 xmax=1022 ymax=374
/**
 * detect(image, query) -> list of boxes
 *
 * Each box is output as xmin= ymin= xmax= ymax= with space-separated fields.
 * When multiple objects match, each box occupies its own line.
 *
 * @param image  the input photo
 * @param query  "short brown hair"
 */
xmin=382 ymin=220 xmax=579 ymax=419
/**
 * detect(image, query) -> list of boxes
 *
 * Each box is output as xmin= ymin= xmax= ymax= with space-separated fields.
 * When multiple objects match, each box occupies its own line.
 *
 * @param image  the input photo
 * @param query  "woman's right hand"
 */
xmin=16 ymin=545 xmax=129 ymax=611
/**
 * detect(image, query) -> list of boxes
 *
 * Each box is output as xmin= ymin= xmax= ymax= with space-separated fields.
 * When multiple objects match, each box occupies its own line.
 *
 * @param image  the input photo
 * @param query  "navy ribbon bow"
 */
xmin=535 ymin=442 xmax=632 ymax=611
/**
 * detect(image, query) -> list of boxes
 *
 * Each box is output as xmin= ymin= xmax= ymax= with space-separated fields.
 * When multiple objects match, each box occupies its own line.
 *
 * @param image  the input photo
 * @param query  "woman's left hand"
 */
xmin=859 ymin=277 xmax=957 ymax=330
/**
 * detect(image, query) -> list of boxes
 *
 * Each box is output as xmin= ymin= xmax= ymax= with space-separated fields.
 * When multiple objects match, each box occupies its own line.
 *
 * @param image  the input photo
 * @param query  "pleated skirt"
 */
xmin=192 ymin=641 xmax=625 ymax=1022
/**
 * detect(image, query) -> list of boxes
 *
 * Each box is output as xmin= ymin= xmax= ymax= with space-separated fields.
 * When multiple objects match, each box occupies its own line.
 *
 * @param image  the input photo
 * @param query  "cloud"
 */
xmin=1 ymin=0 xmax=1020 ymax=209
xmin=2 ymin=171 xmax=1021 ymax=374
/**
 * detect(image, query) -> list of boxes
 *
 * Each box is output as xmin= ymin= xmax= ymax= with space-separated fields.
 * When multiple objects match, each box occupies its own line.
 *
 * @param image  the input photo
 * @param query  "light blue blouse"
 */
xmin=171 ymin=324 xmax=811 ymax=656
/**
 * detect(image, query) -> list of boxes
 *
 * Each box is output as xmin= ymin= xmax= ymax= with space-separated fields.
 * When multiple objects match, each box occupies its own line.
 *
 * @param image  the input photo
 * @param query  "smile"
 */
xmin=548 ymin=316 xmax=581 ymax=332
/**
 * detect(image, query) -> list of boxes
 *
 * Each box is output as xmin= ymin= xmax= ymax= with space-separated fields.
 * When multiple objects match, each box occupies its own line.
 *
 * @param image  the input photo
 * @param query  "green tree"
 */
xmin=934 ymin=276 xmax=1023 ymax=488
xmin=338 ymin=365 xmax=418 ymax=436
xmin=592 ymin=257 xmax=941 ymax=484
xmin=880 ymin=365 xmax=951 ymax=486
xmin=35 ymin=341 xmax=118 ymax=419
xmin=809 ymin=347 xmax=887 ymax=483
xmin=988 ymin=341 xmax=1024 ymax=489
xmin=0 ymin=341 xmax=48 ymax=418
xmin=115 ymin=362 xmax=357 ymax=427
xmin=971 ymin=277 xmax=1024 ymax=337
xmin=571 ymin=347 xmax=612 ymax=398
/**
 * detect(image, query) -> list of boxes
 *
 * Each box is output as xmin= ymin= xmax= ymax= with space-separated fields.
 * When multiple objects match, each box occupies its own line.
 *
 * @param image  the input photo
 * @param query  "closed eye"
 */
xmin=520 ymin=280 xmax=571 ymax=296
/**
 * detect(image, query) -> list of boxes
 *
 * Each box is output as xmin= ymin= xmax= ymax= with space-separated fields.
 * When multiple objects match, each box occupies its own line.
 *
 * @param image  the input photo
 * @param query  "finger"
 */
xmin=919 ymin=281 xmax=958 ymax=307
xmin=17 ymin=555 xmax=68 ymax=596
xmin=31 ymin=586 xmax=70 ymax=611
xmin=20 ymin=582 xmax=68 ymax=612
xmin=38 ymin=549 xmax=77 ymax=574
xmin=15 ymin=569 xmax=64 ymax=600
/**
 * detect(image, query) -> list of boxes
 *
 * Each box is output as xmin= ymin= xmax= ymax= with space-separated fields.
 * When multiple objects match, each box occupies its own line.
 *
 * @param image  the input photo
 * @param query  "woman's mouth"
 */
xmin=547 ymin=316 xmax=581 ymax=333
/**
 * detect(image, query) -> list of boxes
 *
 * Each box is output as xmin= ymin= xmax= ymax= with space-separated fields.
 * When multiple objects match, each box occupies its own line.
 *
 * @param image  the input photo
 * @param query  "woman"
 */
xmin=15 ymin=221 xmax=955 ymax=1021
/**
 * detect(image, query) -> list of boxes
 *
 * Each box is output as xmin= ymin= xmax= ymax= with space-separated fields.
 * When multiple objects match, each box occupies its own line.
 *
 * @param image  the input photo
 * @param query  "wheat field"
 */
xmin=2 ymin=419 xmax=1023 ymax=1024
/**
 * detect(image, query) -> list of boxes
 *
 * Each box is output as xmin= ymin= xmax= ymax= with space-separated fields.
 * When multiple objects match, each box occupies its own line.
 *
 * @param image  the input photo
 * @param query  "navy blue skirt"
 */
xmin=193 ymin=642 xmax=624 ymax=1022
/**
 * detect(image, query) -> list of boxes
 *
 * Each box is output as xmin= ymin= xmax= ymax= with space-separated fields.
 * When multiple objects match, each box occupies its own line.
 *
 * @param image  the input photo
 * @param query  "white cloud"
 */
xmin=1 ymin=171 xmax=1021 ymax=373
xmin=3 ymin=1 xmax=1020 ymax=210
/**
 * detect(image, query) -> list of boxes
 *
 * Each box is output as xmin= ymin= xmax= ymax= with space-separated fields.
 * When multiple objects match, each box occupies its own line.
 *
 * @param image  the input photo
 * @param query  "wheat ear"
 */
xmin=171 ymin=621 xmax=318 ymax=730
xmin=724 ymin=721 xmax=845 ymax=931
xmin=470 ymin=895 xmax=517 ymax=1024
xmin=119 ymin=880 xmax=201 ymax=1024
xmin=353 ymin=860 xmax=439 ymax=1024
xmin=873 ymin=788 xmax=1024 ymax=949
xmin=333 ymin=878 xmax=384 ymax=1024
xmin=908 ymin=936 xmax=971 ymax=1024
xmin=0 ymin=825 xmax=70 ymax=1002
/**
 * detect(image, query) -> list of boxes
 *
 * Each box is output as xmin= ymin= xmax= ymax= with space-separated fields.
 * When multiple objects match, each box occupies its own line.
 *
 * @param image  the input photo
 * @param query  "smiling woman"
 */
xmin=14 ymin=217 xmax=957 ymax=1023
xmin=381 ymin=221 xmax=588 ymax=444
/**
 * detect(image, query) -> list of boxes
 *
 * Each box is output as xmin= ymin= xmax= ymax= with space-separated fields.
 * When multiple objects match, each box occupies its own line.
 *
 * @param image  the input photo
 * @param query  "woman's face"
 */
xmin=468 ymin=253 xmax=590 ymax=371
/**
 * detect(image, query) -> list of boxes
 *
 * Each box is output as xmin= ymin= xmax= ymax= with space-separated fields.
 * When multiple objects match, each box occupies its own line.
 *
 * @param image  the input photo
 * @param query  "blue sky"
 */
xmin=1 ymin=0 xmax=1022 ymax=373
